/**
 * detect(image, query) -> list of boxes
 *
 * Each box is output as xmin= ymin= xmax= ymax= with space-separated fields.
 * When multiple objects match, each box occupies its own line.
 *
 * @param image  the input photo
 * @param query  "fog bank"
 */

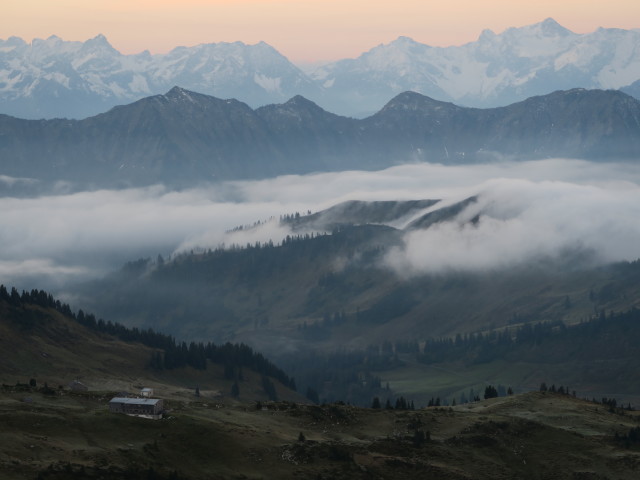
xmin=1 ymin=159 xmax=639 ymax=291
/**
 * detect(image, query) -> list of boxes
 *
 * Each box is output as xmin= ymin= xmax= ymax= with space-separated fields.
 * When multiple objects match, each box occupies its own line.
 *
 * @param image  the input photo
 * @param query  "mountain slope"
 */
xmin=361 ymin=89 xmax=640 ymax=161
xmin=78 ymin=198 xmax=640 ymax=352
xmin=1 ymin=88 xmax=639 ymax=187
xmin=72 ymin=196 xmax=640 ymax=406
xmin=0 ymin=289 xmax=299 ymax=403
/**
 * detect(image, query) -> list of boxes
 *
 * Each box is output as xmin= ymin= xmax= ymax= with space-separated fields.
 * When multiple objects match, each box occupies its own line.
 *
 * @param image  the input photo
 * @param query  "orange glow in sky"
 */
xmin=2 ymin=0 xmax=639 ymax=62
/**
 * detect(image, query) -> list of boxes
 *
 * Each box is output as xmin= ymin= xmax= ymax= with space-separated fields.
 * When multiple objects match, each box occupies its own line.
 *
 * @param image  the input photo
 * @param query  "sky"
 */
xmin=3 ymin=1 xmax=639 ymax=63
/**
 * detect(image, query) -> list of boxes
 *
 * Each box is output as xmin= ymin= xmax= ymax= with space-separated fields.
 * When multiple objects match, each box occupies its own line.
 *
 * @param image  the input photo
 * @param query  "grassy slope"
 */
xmin=0 ymin=301 xmax=302 ymax=403
xmin=380 ymin=354 xmax=640 ymax=408
xmin=2 ymin=297 xmax=640 ymax=478
xmin=1 ymin=389 xmax=639 ymax=479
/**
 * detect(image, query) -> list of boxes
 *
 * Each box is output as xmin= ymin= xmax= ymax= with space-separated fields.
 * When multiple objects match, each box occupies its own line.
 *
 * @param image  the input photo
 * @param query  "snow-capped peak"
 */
xmin=83 ymin=34 xmax=114 ymax=48
xmin=308 ymin=18 xmax=640 ymax=115
xmin=478 ymin=29 xmax=497 ymax=42
xmin=1 ymin=19 xmax=639 ymax=120
xmin=536 ymin=17 xmax=574 ymax=37
xmin=391 ymin=36 xmax=420 ymax=46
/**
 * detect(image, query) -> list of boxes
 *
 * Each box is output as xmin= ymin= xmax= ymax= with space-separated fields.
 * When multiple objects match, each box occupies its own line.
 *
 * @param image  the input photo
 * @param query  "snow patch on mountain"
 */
xmin=127 ymin=74 xmax=150 ymax=94
xmin=253 ymin=73 xmax=282 ymax=93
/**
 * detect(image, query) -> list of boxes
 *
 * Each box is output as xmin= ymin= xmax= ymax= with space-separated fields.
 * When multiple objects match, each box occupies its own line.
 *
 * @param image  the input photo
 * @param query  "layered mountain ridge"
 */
xmin=1 ymin=18 xmax=640 ymax=119
xmin=1 ymin=87 xmax=638 ymax=188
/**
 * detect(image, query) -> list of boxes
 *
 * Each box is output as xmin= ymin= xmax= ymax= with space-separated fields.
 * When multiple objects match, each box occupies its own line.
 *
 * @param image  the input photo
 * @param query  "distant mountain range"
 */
xmin=313 ymin=18 xmax=640 ymax=116
xmin=1 ymin=87 xmax=639 ymax=188
xmin=1 ymin=18 xmax=639 ymax=119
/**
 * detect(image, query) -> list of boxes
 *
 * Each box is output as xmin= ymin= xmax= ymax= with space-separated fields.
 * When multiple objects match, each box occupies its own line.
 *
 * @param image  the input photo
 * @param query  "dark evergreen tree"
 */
xmin=484 ymin=385 xmax=498 ymax=399
xmin=261 ymin=376 xmax=277 ymax=401
xmin=306 ymin=387 xmax=320 ymax=404
xmin=231 ymin=381 xmax=240 ymax=398
xmin=412 ymin=429 xmax=427 ymax=447
xmin=0 ymin=285 xmax=8 ymax=302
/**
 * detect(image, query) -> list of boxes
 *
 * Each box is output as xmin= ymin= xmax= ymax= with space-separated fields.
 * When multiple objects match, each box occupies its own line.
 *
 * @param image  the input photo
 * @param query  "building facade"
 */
xmin=109 ymin=397 xmax=164 ymax=418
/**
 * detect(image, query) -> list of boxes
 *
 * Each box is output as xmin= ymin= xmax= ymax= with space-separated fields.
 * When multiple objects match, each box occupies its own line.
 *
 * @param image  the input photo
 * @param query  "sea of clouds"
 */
xmin=1 ymin=159 xmax=640 ymax=292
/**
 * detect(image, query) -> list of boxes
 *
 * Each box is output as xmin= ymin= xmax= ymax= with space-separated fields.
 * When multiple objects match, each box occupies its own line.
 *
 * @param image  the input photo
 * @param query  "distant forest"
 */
xmin=415 ymin=309 xmax=640 ymax=366
xmin=280 ymin=306 xmax=640 ymax=406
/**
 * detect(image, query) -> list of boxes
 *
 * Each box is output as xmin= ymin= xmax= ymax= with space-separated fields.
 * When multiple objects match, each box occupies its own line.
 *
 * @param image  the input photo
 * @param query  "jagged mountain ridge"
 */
xmin=1 ymin=18 xmax=640 ymax=119
xmin=1 ymin=87 xmax=639 ymax=187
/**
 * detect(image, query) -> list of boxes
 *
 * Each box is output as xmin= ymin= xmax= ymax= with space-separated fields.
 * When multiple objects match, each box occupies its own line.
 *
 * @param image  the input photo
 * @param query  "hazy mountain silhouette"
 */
xmin=0 ymin=87 xmax=639 ymax=188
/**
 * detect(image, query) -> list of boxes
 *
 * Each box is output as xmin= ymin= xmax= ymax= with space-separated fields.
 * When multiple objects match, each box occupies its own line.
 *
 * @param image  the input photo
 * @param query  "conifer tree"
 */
xmin=231 ymin=381 xmax=239 ymax=398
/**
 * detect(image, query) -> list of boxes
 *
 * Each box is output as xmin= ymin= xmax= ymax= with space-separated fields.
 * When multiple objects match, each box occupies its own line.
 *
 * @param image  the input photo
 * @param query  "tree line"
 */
xmin=411 ymin=307 xmax=640 ymax=366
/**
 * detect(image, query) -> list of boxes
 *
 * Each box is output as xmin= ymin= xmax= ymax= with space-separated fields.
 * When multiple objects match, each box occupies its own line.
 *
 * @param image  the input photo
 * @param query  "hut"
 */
xmin=109 ymin=397 xmax=164 ymax=419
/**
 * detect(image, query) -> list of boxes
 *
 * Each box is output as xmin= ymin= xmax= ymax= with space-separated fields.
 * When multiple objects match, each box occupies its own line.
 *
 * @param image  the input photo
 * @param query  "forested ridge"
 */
xmin=75 ymin=226 xmax=640 ymax=406
xmin=416 ymin=308 xmax=640 ymax=365
xmin=86 ymin=223 xmax=640 ymax=349
xmin=0 ymin=285 xmax=295 ymax=390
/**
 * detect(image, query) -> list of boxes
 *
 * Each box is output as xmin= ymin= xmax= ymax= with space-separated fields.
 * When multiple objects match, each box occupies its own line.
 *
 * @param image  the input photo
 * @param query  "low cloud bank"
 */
xmin=385 ymin=177 xmax=640 ymax=275
xmin=1 ymin=159 xmax=639 ymax=291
